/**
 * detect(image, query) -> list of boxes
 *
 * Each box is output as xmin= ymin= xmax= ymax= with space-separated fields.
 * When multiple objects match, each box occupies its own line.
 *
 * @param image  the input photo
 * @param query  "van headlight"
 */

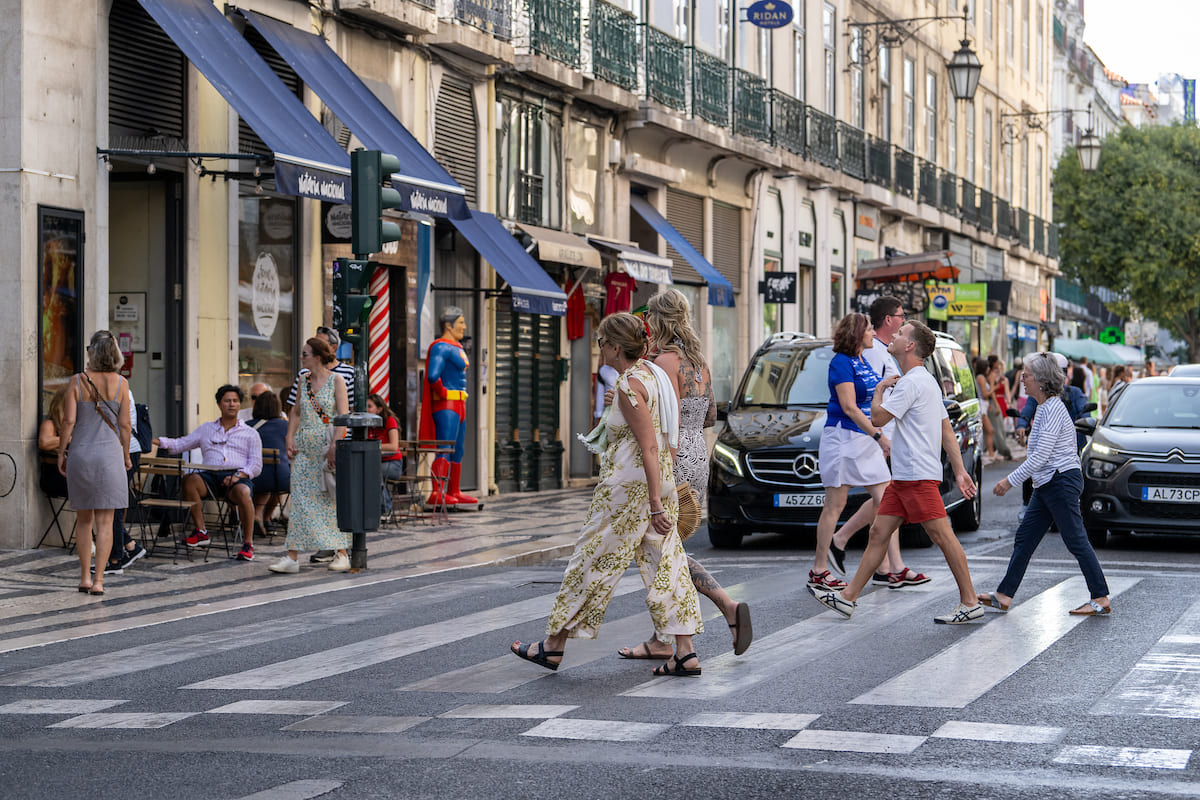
xmin=712 ymin=441 xmax=744 ymax=477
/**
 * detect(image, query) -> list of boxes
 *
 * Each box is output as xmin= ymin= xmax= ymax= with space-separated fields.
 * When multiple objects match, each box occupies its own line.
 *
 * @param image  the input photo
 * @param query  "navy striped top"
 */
xmin=1007 ymin=395 xmax=1081 ymax=488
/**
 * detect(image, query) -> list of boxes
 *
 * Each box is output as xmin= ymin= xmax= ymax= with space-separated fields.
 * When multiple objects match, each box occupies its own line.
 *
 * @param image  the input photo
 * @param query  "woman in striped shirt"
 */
xmin=979 ymin=352 xmax=1112 ymax=616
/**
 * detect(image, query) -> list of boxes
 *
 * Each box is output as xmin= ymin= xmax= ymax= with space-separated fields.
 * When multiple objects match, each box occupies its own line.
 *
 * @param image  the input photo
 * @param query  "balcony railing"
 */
xmin=938 ymin=170 xmax=957 ymax=214
xmin=917 ymin=159 xmax=938 ymax=206
xmin=526 ymin=0 xmax=580 ymax=67
xmin=838 ymin=122 xmax=866 ymax=179
xmin=692 ymin=49 xmax=729 ymax=127
xmin=893 ymin=147 xmax=914 ymax=198
xmin=517 ymin=169 xmax=544 ymax=225
xmin=1034 ymin=216 xmax=1046 ymax=253
xmin=996 ymin=198 xmax=1013 ymax=238
xmin=590 ymin=0 xmax=638 ymax=91
xmin=979 ymin=188 xmax=994 ymax=232
xmin=806 ymin=107 xmax=838 ymax=168
xmin=771 ymin=90 xmax=805 ymax=155
xmin=1048 ymin=222 xmax=1059 ymax=258
xmin=866 ymin=135 xmax=891 ymax=188
xmin=454 ymin=0 xmax=512 ymax=40
xmin=643 ymin=26 xmax=686 ymax=110
xmin=960 ymin=179 xmax=978 ymax=225
xmin=1016 ymin=208 xmax=1031 ymax=247
xmin=733 ymin=69 xmax=770 ymax=142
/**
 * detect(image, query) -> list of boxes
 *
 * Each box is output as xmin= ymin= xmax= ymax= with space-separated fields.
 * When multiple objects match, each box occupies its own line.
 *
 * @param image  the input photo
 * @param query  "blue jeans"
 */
xmin=996 ymin=468 xmax=1109 ymax=600
xmin=380 ymin=458 xmax=405 ymax=513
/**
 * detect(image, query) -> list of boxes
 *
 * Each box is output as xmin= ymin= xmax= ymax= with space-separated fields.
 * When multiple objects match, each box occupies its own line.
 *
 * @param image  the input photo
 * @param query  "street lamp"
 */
xmin=847 ymin=5 xmax=982 ymax=102
xmin=1000 ymin=102 xmax=1102 ymax=172
xmin=947 ymin=38 xmax=983 ymax=102
xmin=1076 ymin=104 xmax=1102 ymax=172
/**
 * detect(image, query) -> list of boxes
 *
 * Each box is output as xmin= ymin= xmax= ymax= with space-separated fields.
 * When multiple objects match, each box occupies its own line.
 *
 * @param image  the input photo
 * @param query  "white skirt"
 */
xmin=819 ymin=424 xmax=891 ymax=488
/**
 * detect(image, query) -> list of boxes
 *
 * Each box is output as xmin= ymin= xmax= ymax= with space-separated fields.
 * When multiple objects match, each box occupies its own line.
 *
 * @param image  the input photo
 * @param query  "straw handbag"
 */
xmin=675 ymin=481 xmax=702 ymax=542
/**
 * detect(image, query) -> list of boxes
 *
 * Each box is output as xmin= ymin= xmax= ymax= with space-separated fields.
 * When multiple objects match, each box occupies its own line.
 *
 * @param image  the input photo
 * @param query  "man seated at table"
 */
xmin=153 ymin=384 xmax=263 ymax=561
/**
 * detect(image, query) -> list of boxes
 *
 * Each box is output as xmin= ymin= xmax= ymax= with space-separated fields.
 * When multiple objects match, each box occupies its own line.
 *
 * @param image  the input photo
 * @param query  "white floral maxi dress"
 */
xmin=546 ymin=361 xmax=703 ymax=643
xmin=285 ymin=373 xmax=350 ymax=552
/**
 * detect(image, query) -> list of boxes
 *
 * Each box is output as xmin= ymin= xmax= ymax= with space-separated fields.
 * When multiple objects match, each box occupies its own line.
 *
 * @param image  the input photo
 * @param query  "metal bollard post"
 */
xmin=334 ymin=412 xmax=382 ymax=570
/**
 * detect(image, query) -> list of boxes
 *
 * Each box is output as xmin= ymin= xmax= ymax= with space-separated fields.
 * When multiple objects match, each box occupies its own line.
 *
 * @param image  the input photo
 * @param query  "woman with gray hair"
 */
xmin=980 ymin=352 xmax=1112 ymax=616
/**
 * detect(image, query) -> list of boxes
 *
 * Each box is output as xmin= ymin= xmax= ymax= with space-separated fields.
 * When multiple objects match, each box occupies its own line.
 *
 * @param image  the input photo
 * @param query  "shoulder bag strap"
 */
xmin=81 ymin=373 xmax=121 ymax=438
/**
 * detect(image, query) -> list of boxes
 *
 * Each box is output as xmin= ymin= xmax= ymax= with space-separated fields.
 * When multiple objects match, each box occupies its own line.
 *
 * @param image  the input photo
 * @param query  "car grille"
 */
xmin=1127 ymin=471 xmax=1200 ymax=489
xmin=746 ymin=453 xmax=822 ymax=488
xmin=1125 ymin=500 xmax=1199 ymax=520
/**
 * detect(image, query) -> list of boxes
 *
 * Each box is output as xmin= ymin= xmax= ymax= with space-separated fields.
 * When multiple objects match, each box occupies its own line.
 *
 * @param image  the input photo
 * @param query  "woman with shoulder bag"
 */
xmin=269 ymin=338 xmax=349 ymax=574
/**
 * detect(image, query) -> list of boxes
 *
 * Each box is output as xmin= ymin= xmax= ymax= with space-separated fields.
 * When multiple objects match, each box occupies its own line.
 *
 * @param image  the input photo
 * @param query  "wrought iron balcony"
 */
xmin=866 ymin=135 xmax=891 ymax=188
xmin=454 ymin=0 xmax=512 ymax=40
xmin=938 ymin=170 xmax=957 ymax=214
xmin=517 ymin=169 xmax=544 ymax=225
xmin=642 ymin=26 xmax=686 ymax=110
xmin=838 ymin=123 xmax=866 ymax=179
xmin=771 ymin=90 xmax=805 ymax=155
xmin=591 ymin=1 xmax=638 ymax=91
xmin=1016 ymin=207 xmax=1031 ymax=247
xmin=692 ymin=49 xmax=730 ymax=127
xmin=960 ymin=179 xmax=978 ymax=225
xmin=917 ymin=159 xmax=938 ymax=207
xmin=525 ymin=0 xmax=580 ymax=67
xmin=979 ymin=188 xmax=994 ymax=231
xmin=806 ymin=107 xmax=838 ymax=169
xmin=996 ymin=198 xmax=1013 ymax=238
xmin=1048 ymin=222 xmax=1059 ymax=258
xmin=893 ymin=147 xmax=914 ymax=198
xmin=733 ymin=69 xmax=770 ymax=141
xmin=1034 ymin=216 xmax=1046 ymax=253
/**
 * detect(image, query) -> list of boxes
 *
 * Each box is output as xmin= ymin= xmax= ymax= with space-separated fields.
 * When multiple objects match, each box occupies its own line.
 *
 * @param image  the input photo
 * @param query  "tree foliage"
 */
xmin=1053 ymin=123 xmax=1200 ymax=361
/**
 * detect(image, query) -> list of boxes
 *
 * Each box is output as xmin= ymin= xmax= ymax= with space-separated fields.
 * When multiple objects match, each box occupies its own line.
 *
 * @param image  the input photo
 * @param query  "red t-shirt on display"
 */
xmin=604 ymin=272 xmax=638 ymax=315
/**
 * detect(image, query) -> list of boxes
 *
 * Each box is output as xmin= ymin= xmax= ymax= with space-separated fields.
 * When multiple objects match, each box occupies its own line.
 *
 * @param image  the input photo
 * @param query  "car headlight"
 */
xmin=1091 ymin=442 xmax=1117 ymax=456
xmin=1087 ymin=459 xmax=1119 ymax=479
xmin=712 ymin=441 xmax=744 ymax=477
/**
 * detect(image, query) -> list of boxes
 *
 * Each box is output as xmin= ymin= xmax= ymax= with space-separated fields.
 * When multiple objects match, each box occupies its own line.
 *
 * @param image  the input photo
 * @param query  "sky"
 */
xmin=1083 ymin=0 xmax=1200 ymax=84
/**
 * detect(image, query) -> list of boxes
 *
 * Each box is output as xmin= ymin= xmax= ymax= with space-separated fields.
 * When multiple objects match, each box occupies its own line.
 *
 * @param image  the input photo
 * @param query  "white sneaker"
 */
xmin=934 ymin=603 xmax=984 ymax=624
xmin=268 ymin=555 xmax=299 ymax=574
xmin=328 ymin=553 xmax=351 ymax=572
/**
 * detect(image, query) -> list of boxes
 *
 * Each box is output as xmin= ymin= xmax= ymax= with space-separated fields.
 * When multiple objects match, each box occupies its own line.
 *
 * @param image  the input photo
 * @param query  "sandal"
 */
xmin=978 ymin=592 xmax=1010 ymax=612
xmin=730 ymin=602 xmax=753 ymax=656
xmin=618 ymin=640 xmax=671 ymax=660
xmin=510 ymin=640 xmax=563 ymax=671
xmin=1069 ymin=600 xmax=1111 ymax=616
xmin=653 ymin=652 xmax=701 ymax=677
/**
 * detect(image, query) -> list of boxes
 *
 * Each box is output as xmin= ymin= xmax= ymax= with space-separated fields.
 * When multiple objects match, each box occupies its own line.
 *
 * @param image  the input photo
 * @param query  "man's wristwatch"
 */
xmin=872 ymin=431 xmax=882 ymax=441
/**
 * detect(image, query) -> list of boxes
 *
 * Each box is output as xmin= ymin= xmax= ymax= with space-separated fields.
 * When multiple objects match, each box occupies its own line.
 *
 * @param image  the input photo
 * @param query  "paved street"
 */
xmin=2 ymin=463 xmax=1200 ymax=799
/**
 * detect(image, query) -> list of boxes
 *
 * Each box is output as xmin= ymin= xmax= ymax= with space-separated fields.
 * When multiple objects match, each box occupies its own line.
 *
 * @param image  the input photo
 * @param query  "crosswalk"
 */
xmin=0 ymin=563 xmax=1197 ymax=777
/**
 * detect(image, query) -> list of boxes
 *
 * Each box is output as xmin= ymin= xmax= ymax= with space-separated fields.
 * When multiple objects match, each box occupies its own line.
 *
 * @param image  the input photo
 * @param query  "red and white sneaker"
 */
xmin=807 ymin=569 xmax=847 ymax=591
xmin=887 ymin=568 xmax=931 ymax=587
xmin=184 ymin=529 xmax=210 ymax=548
xmin=235 ymin=543 xmax=254 ymax=561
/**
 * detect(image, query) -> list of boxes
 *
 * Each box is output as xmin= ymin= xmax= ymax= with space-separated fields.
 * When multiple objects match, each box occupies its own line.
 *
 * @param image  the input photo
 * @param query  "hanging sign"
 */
xmin=746 ymin=0 xmax=794 ymax=28
xmin=759 ymin=272 xmax=798 ymax=304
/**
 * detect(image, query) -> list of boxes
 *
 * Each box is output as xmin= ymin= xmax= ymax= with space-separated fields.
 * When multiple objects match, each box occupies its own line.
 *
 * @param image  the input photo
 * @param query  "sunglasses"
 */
xmin=596 ymin=335 xmax=606 ymax=347
xmin=250 ymin=394 xmax=260 ymax=401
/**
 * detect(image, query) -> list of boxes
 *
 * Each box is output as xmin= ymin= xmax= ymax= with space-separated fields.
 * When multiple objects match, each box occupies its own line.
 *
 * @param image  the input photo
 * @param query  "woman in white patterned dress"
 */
xmin=510 ymin=313 xmax=704 ymax=677
xmin=618 ymin=290 xmax=752 ymax=659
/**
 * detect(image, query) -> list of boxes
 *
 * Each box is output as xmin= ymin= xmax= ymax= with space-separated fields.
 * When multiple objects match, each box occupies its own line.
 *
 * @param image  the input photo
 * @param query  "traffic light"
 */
xmin=351 ymin=148 xmax=402 ymax=257
xmin=332 ymin=257 xmax=376 ymax=347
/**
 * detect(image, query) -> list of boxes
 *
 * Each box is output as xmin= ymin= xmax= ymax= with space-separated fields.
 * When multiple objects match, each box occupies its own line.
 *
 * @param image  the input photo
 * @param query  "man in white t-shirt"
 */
xmin=810 ymin=320 xmax=983 ymax=624
xmin=828 ymin=297 xmax=930 ymax=588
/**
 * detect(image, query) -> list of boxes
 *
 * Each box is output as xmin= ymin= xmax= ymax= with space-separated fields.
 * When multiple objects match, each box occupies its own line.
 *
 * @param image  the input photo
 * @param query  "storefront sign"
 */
xmin=621 ymin=259 xmax=673 ymax=285
xmin=274 ymin=160 xmax=352 ymax=205
xmin=926 ymin=282 xmax=987 ymax=320
xmin=854 ymin=205 xmax=878 ymax=241
xmin=39 ymin=206 xmax=84 ymax=413
xmin=759 ymin=272 xmax=797 ymax=303
xmin=746 ymin=0 xmax=794 ymax=28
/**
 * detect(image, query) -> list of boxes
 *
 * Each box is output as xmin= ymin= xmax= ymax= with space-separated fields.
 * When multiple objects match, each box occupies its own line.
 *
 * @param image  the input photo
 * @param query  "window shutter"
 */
xmin=711 ymin=201 xmax=743 ymax=291
xmin=435 ymin=77 xmax=478 ymax=206
xmin=109 ymin=0 xmax=186 ymax=139
xmin=665 ymin=189 xmax=705 ymax=284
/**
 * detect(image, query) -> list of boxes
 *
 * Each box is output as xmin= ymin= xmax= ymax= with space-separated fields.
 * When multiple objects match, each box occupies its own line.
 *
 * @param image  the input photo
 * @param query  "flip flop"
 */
xmin=978 ymin=592 xmax=1010 ymax=612
xmin=652 ymin=652 xmax=701 ymax=677
xmin=510 ymin=640 xmax=563 ymax=671
xmin=730 ymin=602 xmax=753 ymax=655
xmin=1069 ymin=600 xmax=1111 ymax=616
xmin=618 ymin=640 xmax=671 ymax=660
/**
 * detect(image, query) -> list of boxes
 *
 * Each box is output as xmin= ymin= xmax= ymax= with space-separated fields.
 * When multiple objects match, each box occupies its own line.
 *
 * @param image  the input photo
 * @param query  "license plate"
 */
xmin=774 ymin=493 xmax=824 ymax=507
xmin=1141 ymin=486 xmax=1200 ymax=503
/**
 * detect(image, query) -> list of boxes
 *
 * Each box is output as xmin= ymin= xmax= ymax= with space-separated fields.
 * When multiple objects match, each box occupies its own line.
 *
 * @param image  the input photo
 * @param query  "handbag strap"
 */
xmin=304 ymin=372 xmax=332 ymax=424
xmin=80 ymin=373 xmax=121 ymax=439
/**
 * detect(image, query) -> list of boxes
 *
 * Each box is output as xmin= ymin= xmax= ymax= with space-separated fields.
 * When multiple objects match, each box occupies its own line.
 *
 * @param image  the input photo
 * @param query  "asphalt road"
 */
xmin=1 ymin=459 xmax=1199 ymax=800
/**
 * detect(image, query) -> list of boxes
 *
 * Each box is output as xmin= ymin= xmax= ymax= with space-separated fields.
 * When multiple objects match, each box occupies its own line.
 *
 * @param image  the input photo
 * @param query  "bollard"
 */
xmin=334 ymin=412 xmax=382 ymax=570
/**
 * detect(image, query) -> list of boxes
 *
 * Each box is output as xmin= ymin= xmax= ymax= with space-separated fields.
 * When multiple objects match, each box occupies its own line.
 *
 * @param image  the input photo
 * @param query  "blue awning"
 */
xmin=629 ymin=195 xmax=735 ymax=307
xmin=136 ymin=0 xmax=351 ymax=203
xmin=243 ymin=10 xmax=468 ymax=220
xmin=451 ymin=211 xmax=568 ymax=316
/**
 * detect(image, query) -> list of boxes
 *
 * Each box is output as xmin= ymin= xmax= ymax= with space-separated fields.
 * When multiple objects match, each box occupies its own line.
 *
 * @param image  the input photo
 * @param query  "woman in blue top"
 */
xmin=810 ymin=312 xmax=892 ymax=591
xmin=250 ymin=390 xmax=291 ymax=543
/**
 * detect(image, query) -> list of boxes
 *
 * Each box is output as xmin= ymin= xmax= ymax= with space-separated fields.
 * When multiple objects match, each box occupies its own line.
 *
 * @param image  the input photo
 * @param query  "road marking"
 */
xmin=781 ymin=729 xmax=926 ymax=754
xmin=849 ymin=576 xmax=1139 ymax=708
xmin=0 ymin=699 xmax=128 ymax=714
xmin=233 ymin=780 xmax=344 ymax=800
xmin=206 ymin=700 xmax=347 ymax=715
xmin=682 ymin=712 xmax=820 ymax=730
xmin=930 ymin=720 xmax=1064 ymax=743
xmin=1053 ymin=745 xmax=1193 ymax=770
xmin=521 ymin=718 xmax=670 ymax=742
xmin=48 ymin=711 xmax=198 ymax=729
xmin=1092 ymin=598 xmax=1200 ymax=719
xmin=281 ymin=716 xmax=428 ymax=734
xmin=438 ymin=704 xmax=578 ymax=719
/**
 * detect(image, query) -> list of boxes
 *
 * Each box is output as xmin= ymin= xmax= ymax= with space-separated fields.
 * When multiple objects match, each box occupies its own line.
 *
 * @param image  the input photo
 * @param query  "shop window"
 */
xmin=238 ymin=193 xmax=298 ymax=395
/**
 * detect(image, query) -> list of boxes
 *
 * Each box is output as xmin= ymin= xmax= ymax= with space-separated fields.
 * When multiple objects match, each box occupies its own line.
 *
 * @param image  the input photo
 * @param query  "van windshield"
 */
xmin=739 ymin=345 xmax=834 ymax=408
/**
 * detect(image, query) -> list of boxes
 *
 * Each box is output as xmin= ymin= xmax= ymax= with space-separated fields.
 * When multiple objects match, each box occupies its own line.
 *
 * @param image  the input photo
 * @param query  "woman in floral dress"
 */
xmin=269 ymin=337 xmax=349 ymax=574
xmin=510 ymin=313 xmax=704 ymax=677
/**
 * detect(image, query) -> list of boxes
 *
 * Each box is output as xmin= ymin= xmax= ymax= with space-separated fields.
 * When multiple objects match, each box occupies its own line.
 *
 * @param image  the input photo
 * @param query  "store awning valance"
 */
xmin=242 ymin=10 xmax=468 ymax=219
xmin=136 ymin=0 xmax=351 ymax=203
xmin=856 ymin=251 xmax=959 ymax=283
xmin=516 ymin=224 xmax=601 ymax=269
xmin=629 ymin=195 xmax=735 ymax=306
xmin=587 ymin=237 xmax=674 ymax=284
xmin=451 ymin=211 xmax=568 ymax=316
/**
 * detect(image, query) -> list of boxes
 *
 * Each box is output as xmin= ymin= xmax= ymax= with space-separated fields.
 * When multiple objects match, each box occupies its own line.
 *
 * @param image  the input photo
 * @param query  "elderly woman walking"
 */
xmin=980 ymin=352 xmax=1112 ymax=615
xmin=510 ymin=313 xmax=704 ymax=677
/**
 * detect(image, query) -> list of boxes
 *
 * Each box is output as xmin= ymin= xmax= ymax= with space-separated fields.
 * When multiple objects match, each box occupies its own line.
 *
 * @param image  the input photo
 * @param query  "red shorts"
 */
xmin=877 ymin=480 xmax=946 ymax=524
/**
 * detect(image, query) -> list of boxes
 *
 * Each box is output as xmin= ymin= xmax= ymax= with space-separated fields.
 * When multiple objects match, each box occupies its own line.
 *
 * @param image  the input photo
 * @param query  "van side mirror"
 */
xmin=1081 ymin=402 xmax=1097 ymax=415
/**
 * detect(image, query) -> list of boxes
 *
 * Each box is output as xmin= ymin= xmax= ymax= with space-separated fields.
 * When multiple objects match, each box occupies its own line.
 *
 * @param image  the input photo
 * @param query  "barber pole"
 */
xmin=368 ymin=265 xmax=389 ymax=403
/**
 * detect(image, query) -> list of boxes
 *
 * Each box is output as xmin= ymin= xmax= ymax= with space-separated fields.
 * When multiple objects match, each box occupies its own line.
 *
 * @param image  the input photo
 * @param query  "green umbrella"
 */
xmin=1052 ymin=337 xmax=1126 ymax=366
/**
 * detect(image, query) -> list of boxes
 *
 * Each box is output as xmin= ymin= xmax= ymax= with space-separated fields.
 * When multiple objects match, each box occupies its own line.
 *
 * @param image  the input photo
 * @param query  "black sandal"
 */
xmin=652 ymin=652 xmax=701 ymax=677
xmin=510 ymin=640 xmax=563 ymax=671
xmin=730 ymin=602 xmax=753 ymax=656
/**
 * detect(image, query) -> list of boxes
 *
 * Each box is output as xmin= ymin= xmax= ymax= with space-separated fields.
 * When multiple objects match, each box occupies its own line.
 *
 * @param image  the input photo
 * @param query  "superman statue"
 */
xmin=419 ymin=306 xmax=480 ymax=509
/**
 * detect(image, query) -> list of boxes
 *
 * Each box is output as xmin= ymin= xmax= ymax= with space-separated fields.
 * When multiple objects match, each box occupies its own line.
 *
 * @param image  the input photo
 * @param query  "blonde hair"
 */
xmin=645 ymin=289 xmax=707 ymax=373
xmin=47 ymin=386 xmax=69 ymax=431
xmin=86 ymin=330 xmax=124 ymax=372
xmin=598 ymin=313 xmax=649 ymax=362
